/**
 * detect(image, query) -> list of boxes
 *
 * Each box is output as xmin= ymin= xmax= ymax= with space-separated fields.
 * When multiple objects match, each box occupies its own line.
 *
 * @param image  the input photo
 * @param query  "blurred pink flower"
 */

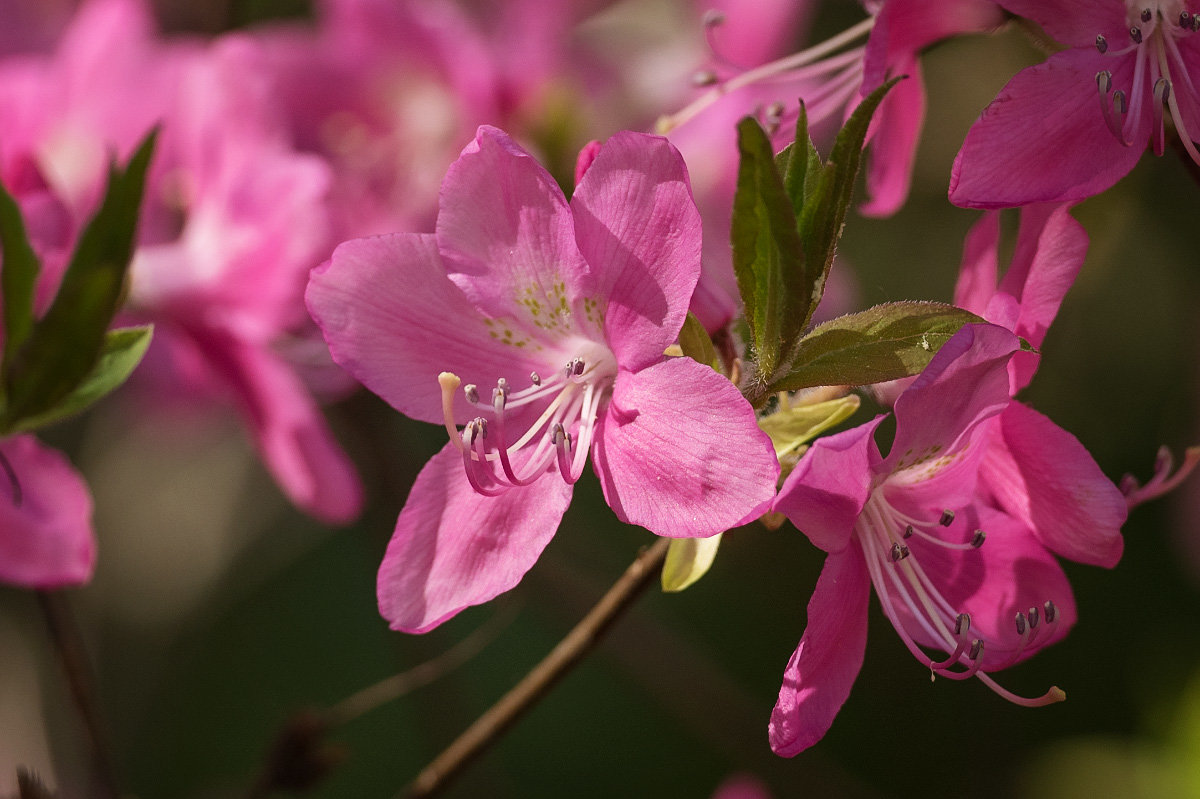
xmin=0 ymin=0 xmax=362 ymax=523
xmin=951 ymin=1 xmax=1200 ymax=207
xmin=769 ymin=323 xmax=1125 ymax=755
xmin=0 ymin=435 xmax=94 ymax=589
xmin=308 ymin=127 xmax=778 ymax=633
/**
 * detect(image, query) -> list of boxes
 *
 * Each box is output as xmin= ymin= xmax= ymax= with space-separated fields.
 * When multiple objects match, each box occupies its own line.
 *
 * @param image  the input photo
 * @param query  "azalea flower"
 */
xmin=307 ymin=126 xmax=779 ymax=633
xmin=769 ymin=323 xmax=1126 ymax=755
xmin=0 ymin=435 xmax=94 ymax=588
xmin=0 ymin=0 xmax=363 ymax=523
xmin=951 ymin=0 xmax=1200 ymax=208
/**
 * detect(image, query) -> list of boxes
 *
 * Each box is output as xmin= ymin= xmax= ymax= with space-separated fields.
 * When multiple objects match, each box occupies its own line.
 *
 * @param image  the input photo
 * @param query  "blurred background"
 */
xmin=2 ymin=1 xmax=1199 ymax=797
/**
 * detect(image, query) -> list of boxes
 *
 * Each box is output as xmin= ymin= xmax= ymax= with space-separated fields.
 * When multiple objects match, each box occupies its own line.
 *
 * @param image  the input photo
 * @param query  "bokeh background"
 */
xmin=2 ymin=1 xmax=1199 ymax=797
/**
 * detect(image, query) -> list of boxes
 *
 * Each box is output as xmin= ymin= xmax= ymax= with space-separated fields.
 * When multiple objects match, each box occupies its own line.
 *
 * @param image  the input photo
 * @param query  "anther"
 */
xmin=1183 ymin=11 xmax=1193 ymax=27
xmin=1130 ymin=26 xmax=1143 ymax=43
xmin=573 ymin=359 xmax=585 ymax=376
xmin=474 ymin=417 xmax=488 ymax=439
xmin=1096 ymin=34 xmax=1108 ymax=54
xmin=970 ymin=529 xmax=987 ymax=548
xmin=464 ymin=384 xmax=479 ymax=403
xmin=551 ymin=422 xmax=567 ymax=445
xmin=968 ymin=640 xmax=984 ymax=660
xmin=903 ymin=524 xmax=914 ymax=539
xmin=954 ymin=613 xmax=971 ymax=636
xmin=497 ymin=377 xmax=509 ymax=391
xmin=939 ymin=509 xmax=955 ymax=527
xmin=1141 ymin=8 xmax=1152 ymax=23
xmin=1044 ymin=600 xmax=1058 ymax=624
xmin=530 ymin=371 xmax=541 ymax=386
xmin=890 ymin=543 xmax=911 ymax=562
xmin=692 ymin=70 xmax=719 ymax=87
xmin=1097 ymin=70 xmax=1112 ymax=93
xmin=1015 ymin=611 xmax=1027 ymax=637
xmin=1114 ymin=89 xmax=1128 ymax=113
xmin=1027 ymin=606 xmax=1040 ymax=629
xmin=1192 ymin=13 xmax=1199 ymax=31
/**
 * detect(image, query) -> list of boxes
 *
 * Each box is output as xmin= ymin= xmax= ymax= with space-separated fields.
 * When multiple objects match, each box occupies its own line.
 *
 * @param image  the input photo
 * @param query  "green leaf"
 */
xmin=731 ymin=116 xmax=806 ymax=381
xmin=767 ymin=302 xmax=986 ymax=393
xmin=677 ymin=312 xmax=718 ymax=371
xmin=758 ymin=393 xmax=861 ymax=461
xmin=9 ymin=325 xmax=153 ymax=433
xmin=662 ymin=535 xmax=723 ymax=593
xmin=2 ymin=130 xmax=156 ymax=428
xmin=795 ymin=78 xmax=901 ymax=329
xmin=774 ymin=101 xmax=822 ymax=214
xmin=0 ymin=182 xmax=41 ymax=378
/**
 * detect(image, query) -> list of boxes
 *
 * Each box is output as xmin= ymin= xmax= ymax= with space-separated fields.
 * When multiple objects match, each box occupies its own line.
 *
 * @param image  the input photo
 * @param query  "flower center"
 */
xmin=1094 ymin=4 xmax=1200 ymax=164
xmin=856 ymin=492 xmax=1065 ymax=707
xmin=439 ymin=342 xmax=617 ymax=495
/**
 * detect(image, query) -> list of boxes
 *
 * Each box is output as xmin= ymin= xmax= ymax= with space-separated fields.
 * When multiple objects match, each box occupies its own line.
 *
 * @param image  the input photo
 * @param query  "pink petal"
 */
xmin=995 ymin=0 xmax=1127 ymax=47
xmin=773 ymin=417 xmax=885 ymax=554
xmin=769 ymin=546 xmax=870 ymax=756
xmin=199 ymin=331 xmax=363 ymax=524
xmin=437 ymin=126 xmax=590 ymax=333
xmin=884 ymin=324 xmax=1018 ymax=487
xmin=997 ymin=202 xmax=1087 ymax=390
xmin=0 ymin=436 xmax=94 ymax=589
xmin=982 ymin=402 xmax=1126 ymax=568
xmin=952 ymin=210 xmax=1001 ymax=317
xmin=307 ymin=233 xmax=548 ymax=425
xmin=592 ymin=358 xmax=778 ymax=537
xmin=949 ymin=50 xmax=1147 ymax=208
xmin=377 ymin=442 xmax=573 ymax=633
xmin=859 ymin=60 xmax=924 ymax=218
xmin=864 ymin=0 xmax=1006 ymax=87
xmin=571 ymin=132 xmax=703 ymax=371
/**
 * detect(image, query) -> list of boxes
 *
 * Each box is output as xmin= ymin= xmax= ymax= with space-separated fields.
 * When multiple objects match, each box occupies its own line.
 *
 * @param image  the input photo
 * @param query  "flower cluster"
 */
xmin=0 ymin=0 xmax=1197 ymax=793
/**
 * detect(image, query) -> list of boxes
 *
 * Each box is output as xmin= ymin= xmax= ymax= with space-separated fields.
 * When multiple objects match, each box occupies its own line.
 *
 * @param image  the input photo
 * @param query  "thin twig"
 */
xmin=403 ymin=537 xmax=671 ymax=798
xmin=36 ymin=591 xmax=120 ymax=799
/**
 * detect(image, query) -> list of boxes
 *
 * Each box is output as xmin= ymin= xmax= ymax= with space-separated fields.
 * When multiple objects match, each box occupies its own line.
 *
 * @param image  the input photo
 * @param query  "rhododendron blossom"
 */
xmin=769 ymin=324 xmax=1126 ymax=756
xmin=0 ymin=436 xmax=94 ymax=589
xmin=951 ymin=0 xmax=1200 ymax=207
xmin=308 ymin=126 xmax=779 ymax=633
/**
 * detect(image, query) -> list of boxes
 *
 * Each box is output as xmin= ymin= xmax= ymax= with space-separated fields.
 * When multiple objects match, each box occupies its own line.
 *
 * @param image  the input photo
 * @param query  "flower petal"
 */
xmin=995 ymin=0 xmax=1126 ymax=47
xmin=0 ymin=435 xmax=94 ymax=588
xmin=773 ymin=416 xmax=884 ymax=554
xmin=592 ymin=358 xmax=778 ymax=537
xmin=949 ymin=50 xmax=1147 ymax=208
xmin=307 ymin=233 xmax=549 ymax=425
xmin=437 ymin=126 xmax=590 ymax=334
xmin=198 ymin=331 xmax=363 ymax=524
xmin=377 ymin=441 xmax=573 ymax=633
xmin=769 ymin=545 xmax=870 ymax=756
xmin=981 ymin=401 xmax=1126 ymax=568
xmin=571 ymin=131 xmax=703 ymax=370
xmin=884 ymin=324 xmax=1018 ymax=491
xmin=859 ymin=58 xmax=924 ymax=217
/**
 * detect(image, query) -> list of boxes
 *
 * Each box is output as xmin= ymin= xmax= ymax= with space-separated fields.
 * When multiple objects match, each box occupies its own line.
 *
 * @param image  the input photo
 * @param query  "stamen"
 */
xmin=1131 ymin=26 xmax=1143 ymax=44
xmin=460 ymin=421 xmax=504 ymax=497
xmin=1182 ymin=11 xmax=1192 ymax=27
xmin=552 ymin=423 xmax=576 ymax=483
xmin=1027 ymin=606 xmax=1040 ymax=630
xmin=572 ymin=358 xmax=585 ymax=377
xmin=1015 ymin=611 xmax=1027 ymax=637
xmin=939 ymin=509 xmax=955 ymax=527
xmin=1044 ymin=600 xmax=1058 ymax=623
xmin=464 ymin=383 xmax=479 ymax=404
xmin=439 ymin=372 xmax=466 ymax=450
xmin=530 ymin=371 xmax=541 ymax=386
xmin=955 ymin=612 xmax=971 ymax=636
xmin=1142 ymin=8 xmax=1153 ymax=23
xmin=1153 ymin=77 xmax=1170 ymax=155
xmin=970 ymin=529 xmax=987 ymax=548
xmin=1096 ymin=34 xmax=1108 ymax=54
xmin=903 ymin=524 xmax=914 ymax=539
xmin=692 ymin=70 xmax=719 ymax=87
xmin=890 ymin=543 xmax=911 ymax=562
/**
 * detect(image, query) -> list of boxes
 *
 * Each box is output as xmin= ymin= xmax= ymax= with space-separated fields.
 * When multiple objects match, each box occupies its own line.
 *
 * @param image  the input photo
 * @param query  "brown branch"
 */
xmin=403 ymin=537 xmax=671 ymax=798
xmin=36 ymin=591 xmax=120 ymax=799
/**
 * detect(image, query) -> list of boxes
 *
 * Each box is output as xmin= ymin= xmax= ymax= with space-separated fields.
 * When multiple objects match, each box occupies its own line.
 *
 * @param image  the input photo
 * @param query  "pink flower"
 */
xmin=951 ymin=0 xmax=1200 ymax=208
xmin=308 ymin=126 xmax=779 ymax=633
xmin=0 ymin=435 xmax=94 ymax=589
xmin=0 ymin=0 xmax=363 ymax=523
xmin=769 ymin=323 xmax=1125 ymax=756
